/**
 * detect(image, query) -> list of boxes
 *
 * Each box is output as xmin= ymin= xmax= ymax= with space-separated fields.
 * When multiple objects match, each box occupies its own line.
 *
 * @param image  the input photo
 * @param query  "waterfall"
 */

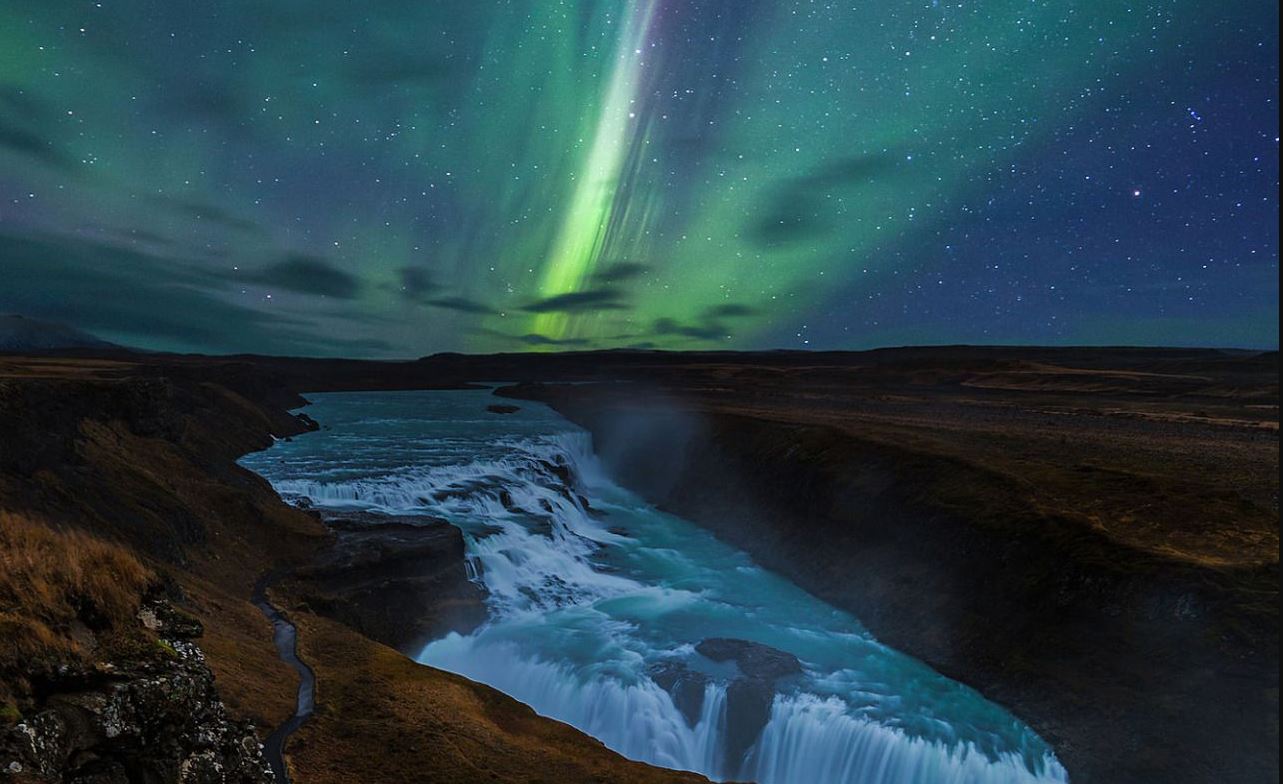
xmin=748 ymin=694 xmax=1066 ymax=784
xmin=245 ymin=391 xmax=1070 ymax=784
xmin=425 ymin=635 xmax=730 ymax=777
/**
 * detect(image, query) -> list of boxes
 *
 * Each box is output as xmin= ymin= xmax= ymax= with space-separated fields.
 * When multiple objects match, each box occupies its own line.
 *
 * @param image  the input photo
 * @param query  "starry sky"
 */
xmin=1 ymin=1 xmax=1277 ymax=357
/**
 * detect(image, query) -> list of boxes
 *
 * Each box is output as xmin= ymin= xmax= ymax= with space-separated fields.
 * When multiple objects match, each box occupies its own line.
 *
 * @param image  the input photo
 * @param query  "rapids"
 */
xmin=241 ymin=389 xmax=1068 ymax=784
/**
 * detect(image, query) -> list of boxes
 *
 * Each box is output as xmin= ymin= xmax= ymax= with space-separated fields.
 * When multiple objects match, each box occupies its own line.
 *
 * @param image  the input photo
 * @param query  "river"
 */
xmin=241 ymin=389 xmax=1067 ymax=784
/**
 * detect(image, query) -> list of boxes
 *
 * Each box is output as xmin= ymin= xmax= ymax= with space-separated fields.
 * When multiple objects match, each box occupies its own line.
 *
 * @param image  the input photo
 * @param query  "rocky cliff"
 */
xmin=2 ymin=596 xmax=273 ymax=784
xmin=503 ymin=350 xmax=1278 ymax=784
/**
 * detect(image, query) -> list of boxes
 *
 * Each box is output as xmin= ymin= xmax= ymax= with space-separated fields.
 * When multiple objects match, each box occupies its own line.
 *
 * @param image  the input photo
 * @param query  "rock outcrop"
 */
xmin=695 ymin=639 xmax=801 ymax=773
xmin=283 ymin=511 xmax=487 ymax=653
xmin=650 ymin=638 xmax=803 ymax=772
xmin=1 ymin=600 xmax=273 ymax=784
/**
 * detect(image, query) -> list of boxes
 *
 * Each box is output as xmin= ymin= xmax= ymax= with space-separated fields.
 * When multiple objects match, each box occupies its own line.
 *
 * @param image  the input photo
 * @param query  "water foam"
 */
xmin=249 ymin=394 xmax=1069 ymax=784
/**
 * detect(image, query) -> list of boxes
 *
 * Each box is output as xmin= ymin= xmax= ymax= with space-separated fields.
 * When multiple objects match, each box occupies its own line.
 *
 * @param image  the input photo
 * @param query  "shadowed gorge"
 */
xmin=1 ymin=346 xmax=1274 ymax=782
xmin=241 ymin=389 xmax=1069 ymax=783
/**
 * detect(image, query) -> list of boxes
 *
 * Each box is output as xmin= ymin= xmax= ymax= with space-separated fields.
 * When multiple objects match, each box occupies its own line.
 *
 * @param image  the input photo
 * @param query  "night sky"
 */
xmin=1 ymin=1 xmax=1277 ymax=357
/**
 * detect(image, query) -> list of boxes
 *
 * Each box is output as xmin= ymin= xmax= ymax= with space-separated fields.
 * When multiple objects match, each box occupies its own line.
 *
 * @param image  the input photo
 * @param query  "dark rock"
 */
xmin=695 ymin=638 xmax=802 ymax=681
xmin=0 ymin=602 xmax=273 ymax=784
xmin=694 ymin=638 xmax=802 ymax=773
xmin=498 ymin=490 xmax=521 ymax=513
xmin=137 ymin=600 xmax=204 ymax=640
xmin=575 ymin=494 xmax=596 ymax=513
xmin=295 ymin=412 xmax=320 ymax=431
xmin=287 ymin=512 xmax=488 ymax=652
xmin=486 ymin=404 xmax=520 ymax=415
xmin=721 ymin=679 xmax=778 ymax=771
xmin=648 ymin=661 xmax=708 ymax=727
xmin=538 ymin=459 xmax=574 ymax=489
xmin=526 ymin=516 xmax=555 ymax=538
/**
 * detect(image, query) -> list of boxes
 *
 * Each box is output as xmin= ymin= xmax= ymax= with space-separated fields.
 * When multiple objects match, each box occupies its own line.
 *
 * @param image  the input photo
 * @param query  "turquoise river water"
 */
xmin=240 ymin=389 xmax=1068 ymax=784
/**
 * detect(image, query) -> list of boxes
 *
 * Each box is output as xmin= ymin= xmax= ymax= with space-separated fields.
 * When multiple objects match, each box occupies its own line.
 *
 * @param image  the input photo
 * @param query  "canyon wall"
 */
xmin=513 ymin=385 xmax=1279 ymax=784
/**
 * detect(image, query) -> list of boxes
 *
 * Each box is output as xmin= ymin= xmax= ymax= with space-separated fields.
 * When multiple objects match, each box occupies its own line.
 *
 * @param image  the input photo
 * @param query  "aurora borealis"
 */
xmin=1 ymin=1 xmax=1277 ymax=356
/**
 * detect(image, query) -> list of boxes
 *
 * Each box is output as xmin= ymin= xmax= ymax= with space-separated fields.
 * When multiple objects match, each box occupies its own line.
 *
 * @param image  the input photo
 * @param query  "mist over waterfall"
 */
xmin=245 ymin=390 xmax=1069 ymax=784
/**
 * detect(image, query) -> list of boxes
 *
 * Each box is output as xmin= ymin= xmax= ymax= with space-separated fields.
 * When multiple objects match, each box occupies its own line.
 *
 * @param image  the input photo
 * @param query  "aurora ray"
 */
xmin=532 ymin=0 xmax=660 ymax=339
xmin=0 ymin=0 xmax=1275 ymax=355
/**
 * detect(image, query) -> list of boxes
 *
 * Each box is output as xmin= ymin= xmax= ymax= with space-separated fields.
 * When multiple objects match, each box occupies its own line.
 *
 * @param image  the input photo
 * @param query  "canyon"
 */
xmin=1 ymin=346 xmax=1277 ymax=783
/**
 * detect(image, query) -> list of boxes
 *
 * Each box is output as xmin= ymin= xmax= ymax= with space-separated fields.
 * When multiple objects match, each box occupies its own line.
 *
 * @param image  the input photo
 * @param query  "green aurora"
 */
xmin=1 ymin=0 xmax=1277 ymax=355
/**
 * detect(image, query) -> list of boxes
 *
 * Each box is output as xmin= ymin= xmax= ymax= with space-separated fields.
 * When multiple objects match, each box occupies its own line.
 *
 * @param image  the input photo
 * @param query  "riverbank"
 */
xmin=0 ymin=355 xmax=707 ymax=783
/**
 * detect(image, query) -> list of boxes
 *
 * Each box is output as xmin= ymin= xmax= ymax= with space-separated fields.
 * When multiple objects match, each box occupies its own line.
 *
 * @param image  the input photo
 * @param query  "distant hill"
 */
xmin=0 ymin=314 xmax=117 ymax=352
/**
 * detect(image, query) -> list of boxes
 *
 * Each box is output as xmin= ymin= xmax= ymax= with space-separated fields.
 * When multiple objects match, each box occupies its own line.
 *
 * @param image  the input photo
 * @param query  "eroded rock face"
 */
xmin=695 ymin=638 xmax=801 ymax=681
xmin=647 ymin=661 xmax=710 ymax=728
xmin=694 ymin=638 xmax=802 ymax=776
xmin=285 ymin=512 xmax=488 ymax=653
xmin=0 ymin=601 xmax=274 ymax=784
xmin=651 ymin=639 xmax=803 ymax=774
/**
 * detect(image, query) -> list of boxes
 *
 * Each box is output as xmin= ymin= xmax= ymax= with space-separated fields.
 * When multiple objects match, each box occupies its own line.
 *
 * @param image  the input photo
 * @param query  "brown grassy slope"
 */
xmin=0 ymin=360 xmax=329 ymax=731
xmin=560 ymin=351 xmax=1279 ymax=571
xmin=0 ymin=511 xmax=154 ymax=708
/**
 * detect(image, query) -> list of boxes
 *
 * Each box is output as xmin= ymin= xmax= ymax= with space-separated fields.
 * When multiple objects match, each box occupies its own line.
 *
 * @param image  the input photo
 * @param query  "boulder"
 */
xmin=695 ymin=638 xmax=802 ymax=774
xmin=648 ymin=661 xmax=709 ymax=727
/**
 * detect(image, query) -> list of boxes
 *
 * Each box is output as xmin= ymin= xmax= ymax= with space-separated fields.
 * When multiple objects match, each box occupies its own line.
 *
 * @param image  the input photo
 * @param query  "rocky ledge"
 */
xmin=651 ymin=638 xmax=802 ymax=774
xmin=1 ymin=600 xmax=273 ymax=784
xmin=282 ymin=510 xmax=488 ymax=653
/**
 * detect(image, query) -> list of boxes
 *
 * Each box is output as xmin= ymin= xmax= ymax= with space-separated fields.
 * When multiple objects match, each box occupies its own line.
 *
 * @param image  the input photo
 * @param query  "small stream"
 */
xmin=251 ymin=577 xmax=315 ymax=784
xmin=242 ymin=389 xmax=1067 ymax=784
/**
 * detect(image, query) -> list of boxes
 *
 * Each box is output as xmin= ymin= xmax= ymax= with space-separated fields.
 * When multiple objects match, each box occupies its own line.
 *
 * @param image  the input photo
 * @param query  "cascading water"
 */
xmin=242 ymin=390 xmax=1069 ymax=784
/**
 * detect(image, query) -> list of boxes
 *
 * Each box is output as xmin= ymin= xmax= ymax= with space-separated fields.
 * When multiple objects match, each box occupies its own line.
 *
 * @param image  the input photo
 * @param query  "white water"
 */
xmin=243 ymin=390 xmax=1068 ymax=784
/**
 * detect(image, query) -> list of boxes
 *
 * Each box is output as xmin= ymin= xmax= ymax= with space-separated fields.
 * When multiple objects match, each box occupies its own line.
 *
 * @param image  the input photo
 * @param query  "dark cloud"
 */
xmin=752 ymin=209 xmax=826 ymax=245
xmin=751 ymin=152 xmax=902 ymax=247
xmin=703 ymin=303 xmax=757 ymax=319
xmin=592 ymin=262 xmax=649 ymax=284
xmin=0 ymin=121 xmax=77 ymax=171
xmin=250 ymin=255 xmax=361 ymax=299
xmin=797 ymin=153 xmax=901 ymax=190
xmin=516 ymin=333 xmax=591 ymax=347
xmin=522 ymin=288 xmax=628 ymax=313
xmin=397 ymin=266 xmax=438 ymax=301
xmin=109 ymin=226 xmax=177 ymax=248
xmin=649 ymin=306 xmax=756 ymax=342
xmin=0 ymin=231 xmax=384 ymax=355
xmin=424 ymin=296 xmax=493 ymax=314
xmin=152 ymin=196 xmax=264 ymax=235
xmin=653 ymin=317 xmax=726 ymax=340
xmin=0 ymin=90 xmax=76 ymax=171
xmin=471 ymin=327 xmax=591 ymax=347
